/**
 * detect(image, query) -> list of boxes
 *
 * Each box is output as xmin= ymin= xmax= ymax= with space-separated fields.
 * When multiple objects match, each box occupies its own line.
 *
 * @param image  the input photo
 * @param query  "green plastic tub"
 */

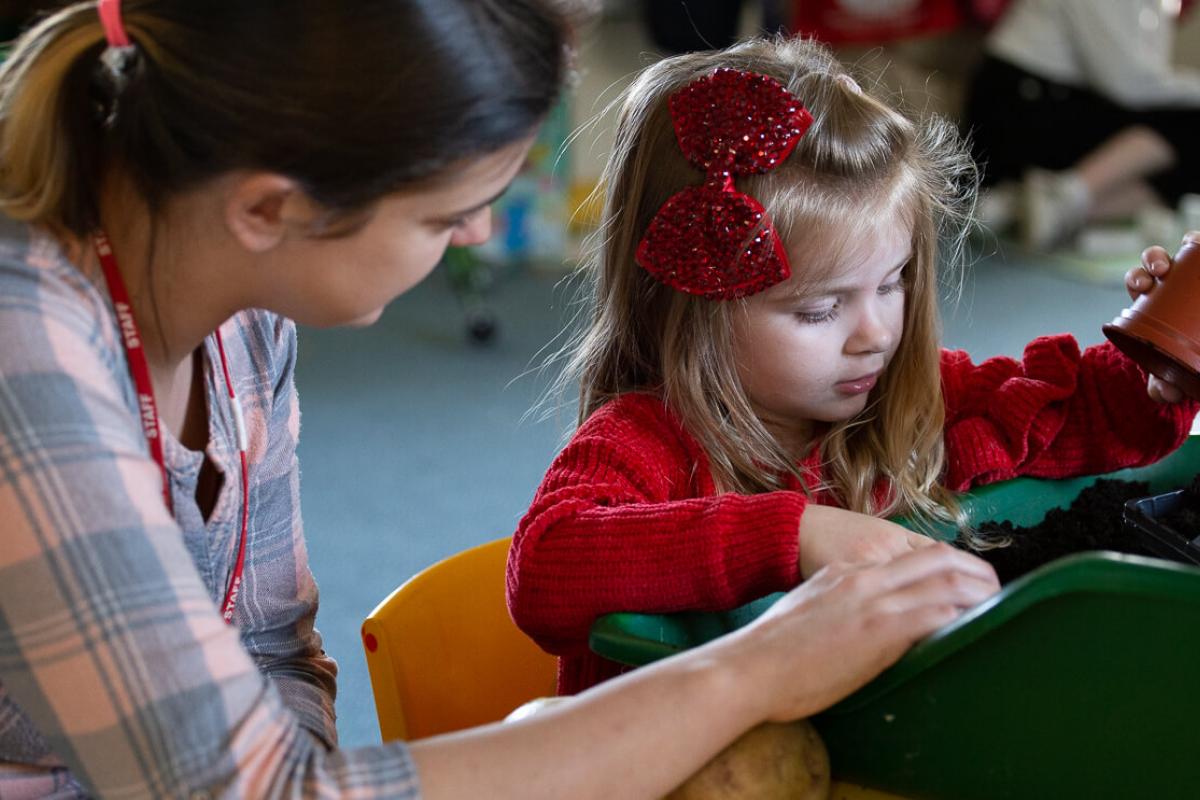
xmin=589 ymin=437 xmax=1200 ymax=800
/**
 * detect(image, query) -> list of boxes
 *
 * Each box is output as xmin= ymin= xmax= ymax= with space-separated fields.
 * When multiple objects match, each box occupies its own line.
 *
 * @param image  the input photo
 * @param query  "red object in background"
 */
xmin=962 ymin=0 xmax=1013 ymax=27
xmin=792 ymin=0 xmax=963 ymax=44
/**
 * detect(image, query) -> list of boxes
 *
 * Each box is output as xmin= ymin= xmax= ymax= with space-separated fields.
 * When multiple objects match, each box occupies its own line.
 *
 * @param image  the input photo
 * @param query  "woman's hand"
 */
xmin=725 ymin=544 xmax=1000 ymax=723
xmin=797 ymin=504 xmax=938 ymax=579
xmin=1126 ymin=236 xmax=1196 ymax=403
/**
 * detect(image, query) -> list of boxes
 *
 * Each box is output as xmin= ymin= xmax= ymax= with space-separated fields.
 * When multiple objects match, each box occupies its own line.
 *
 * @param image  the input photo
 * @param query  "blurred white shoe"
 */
xmin=1020 ymin=169 xmax=1091 ymax=252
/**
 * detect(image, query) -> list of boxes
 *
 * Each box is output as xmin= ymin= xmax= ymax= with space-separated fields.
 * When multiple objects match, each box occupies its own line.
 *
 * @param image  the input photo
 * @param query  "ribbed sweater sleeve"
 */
xmin=942 ymin=335 xmax=1199 ymax=491
xmin=507 ymin=394 xmax=804 ymax=658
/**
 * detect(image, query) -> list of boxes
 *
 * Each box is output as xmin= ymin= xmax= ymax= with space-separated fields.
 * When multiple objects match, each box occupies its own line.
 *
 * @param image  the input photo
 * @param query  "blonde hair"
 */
xmin=557 ymin=36 xmax=977 ymax=533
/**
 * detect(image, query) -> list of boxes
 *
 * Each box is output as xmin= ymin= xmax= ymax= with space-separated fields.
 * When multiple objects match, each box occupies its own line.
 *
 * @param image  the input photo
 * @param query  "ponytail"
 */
xmin=0 ymin=2 xmax=108 ymax=238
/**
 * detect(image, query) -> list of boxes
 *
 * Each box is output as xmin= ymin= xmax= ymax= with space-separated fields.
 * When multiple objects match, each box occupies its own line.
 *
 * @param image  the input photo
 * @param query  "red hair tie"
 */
xmin=635 ymin=68 xmax=813 ymax=300
xmin=98 ymin=0 xmax=131 ymax=48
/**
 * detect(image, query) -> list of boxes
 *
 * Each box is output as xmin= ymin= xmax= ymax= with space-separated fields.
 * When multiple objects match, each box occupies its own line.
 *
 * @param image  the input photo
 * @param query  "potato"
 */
xmin=664 ymin=720 xmax=830 ymax=800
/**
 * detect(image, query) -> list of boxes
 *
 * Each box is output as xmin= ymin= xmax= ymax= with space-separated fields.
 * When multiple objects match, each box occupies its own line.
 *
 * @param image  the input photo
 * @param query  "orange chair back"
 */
xmin=361 ymin=537 xmax=558 ymax=741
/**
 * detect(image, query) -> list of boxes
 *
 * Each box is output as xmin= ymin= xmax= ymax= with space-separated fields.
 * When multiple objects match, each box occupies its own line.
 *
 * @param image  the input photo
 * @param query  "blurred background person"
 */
xmin=966 ymin=0 xmax=1200 ymax=252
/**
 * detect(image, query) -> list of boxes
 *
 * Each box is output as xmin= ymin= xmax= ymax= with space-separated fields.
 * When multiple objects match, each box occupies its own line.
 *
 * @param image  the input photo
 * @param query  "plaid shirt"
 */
xmin=0 ymin=226 xmax=421 ymax=798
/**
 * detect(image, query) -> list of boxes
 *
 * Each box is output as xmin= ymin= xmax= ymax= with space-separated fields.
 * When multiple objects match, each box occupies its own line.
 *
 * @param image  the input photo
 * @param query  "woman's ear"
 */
xmin=223 ymin=172 xmax=318 ymax=253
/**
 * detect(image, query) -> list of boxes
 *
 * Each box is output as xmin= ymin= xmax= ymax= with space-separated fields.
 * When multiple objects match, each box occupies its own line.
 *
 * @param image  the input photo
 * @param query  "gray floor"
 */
xmin=295 ymin=243 xmax=1140 ymax=748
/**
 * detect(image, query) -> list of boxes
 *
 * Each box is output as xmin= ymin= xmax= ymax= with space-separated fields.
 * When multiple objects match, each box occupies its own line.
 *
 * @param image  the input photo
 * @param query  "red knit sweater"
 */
xmin=507 ymin=336 xmax=1199 ymax=694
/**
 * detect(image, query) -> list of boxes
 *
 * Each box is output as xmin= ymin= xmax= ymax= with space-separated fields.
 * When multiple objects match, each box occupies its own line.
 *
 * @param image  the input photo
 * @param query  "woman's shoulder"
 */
xmin=0 ymin=222 xmax=121 ymax=360
xmin=219 ymin=309 xmax=298 ymax=390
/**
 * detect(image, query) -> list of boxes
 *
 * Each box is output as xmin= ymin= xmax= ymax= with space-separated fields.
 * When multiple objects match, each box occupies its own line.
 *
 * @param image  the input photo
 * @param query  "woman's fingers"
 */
xmin=905 ymin=530 xmax=940 ymax=550
xmin=842 ymin=542 xmax=1000 ymax=595
xmin=741 ymin=544 xmax=1002 ymax=722
xmin=866 ymin=568 xmax=998 ymax=620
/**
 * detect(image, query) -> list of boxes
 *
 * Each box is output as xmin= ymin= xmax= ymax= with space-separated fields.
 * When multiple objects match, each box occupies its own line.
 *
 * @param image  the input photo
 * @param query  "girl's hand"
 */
xmin=1125 ymin=236 xmax=1195 ymax=404
xmin=797 ymin=504 xmax=938 ymax=579
xmin=726 ymin=544 xmax=999 ymax=722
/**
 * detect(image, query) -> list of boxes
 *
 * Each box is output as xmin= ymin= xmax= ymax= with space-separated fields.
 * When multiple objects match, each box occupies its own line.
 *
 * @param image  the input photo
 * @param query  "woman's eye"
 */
xmin=442 ymin=208 xmax=482 ymax=230
xmin=878 ymin=280 xmax=905 ymax=296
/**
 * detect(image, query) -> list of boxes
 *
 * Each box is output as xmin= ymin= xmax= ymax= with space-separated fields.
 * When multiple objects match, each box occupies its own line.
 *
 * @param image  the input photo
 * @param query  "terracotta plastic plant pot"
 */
xmin=1103 ymin=239 xmax=1200 ymax=399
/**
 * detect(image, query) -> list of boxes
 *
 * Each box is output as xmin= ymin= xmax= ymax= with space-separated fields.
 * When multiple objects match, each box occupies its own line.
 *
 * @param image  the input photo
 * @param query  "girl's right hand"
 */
xmin=1126 ymin=235 xmax=1197 ymax=403
xmin=798 ymin=504 xmax=939 ymax=579
xmin=726 ymin=544 xmax=999 ymax=723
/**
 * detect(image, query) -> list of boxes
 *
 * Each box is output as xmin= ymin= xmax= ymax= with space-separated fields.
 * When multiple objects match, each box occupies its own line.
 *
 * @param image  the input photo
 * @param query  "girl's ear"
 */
xmin=223 ymin=172 xmax=318 ymax=253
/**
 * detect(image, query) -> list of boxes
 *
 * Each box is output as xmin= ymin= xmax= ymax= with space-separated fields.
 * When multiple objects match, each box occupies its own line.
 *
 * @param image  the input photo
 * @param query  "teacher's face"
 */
xmin=275 ymin=134 xmax=535 ymax=328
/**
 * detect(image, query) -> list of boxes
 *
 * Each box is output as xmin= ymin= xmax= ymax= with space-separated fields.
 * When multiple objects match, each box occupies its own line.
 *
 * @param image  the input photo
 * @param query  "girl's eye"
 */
xmin=795 ymin=307 xmax=839 ymax=324
xmin=878 ymin=279 xmax=905 ymax=296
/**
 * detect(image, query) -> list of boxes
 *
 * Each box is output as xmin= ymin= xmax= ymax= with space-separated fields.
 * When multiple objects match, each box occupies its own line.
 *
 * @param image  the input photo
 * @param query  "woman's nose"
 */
xmin=450 ymin=207 xmax=493 ymax=247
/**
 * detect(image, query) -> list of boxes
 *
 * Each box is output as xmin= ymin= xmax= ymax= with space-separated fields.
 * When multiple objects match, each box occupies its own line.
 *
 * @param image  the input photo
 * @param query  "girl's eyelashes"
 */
xmin=795 ymin=283 xmax=901 ymax=323
xmin=795 ymin=305 xmax=839 ymax=324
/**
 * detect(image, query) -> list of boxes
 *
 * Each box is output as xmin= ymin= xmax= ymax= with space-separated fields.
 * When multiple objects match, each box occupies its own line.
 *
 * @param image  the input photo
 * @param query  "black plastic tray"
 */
xmin=1126 ymin=490 xmax=1200 ymax=565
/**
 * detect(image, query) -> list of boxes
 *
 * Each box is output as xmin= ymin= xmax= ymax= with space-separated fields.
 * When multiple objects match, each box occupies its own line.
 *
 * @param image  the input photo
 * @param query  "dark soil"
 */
xmin=969 ymin=479 xmax=1161 ymax=584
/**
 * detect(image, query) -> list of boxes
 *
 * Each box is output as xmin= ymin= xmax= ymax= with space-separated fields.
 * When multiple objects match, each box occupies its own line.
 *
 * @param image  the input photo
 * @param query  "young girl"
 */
xmin=507 ymin=35 xmax=1199 ymax=695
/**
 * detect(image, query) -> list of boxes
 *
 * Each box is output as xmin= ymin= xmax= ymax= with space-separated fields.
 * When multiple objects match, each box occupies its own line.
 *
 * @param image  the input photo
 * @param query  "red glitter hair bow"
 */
xmin=635 ymin=68 xmax=814 ymax=300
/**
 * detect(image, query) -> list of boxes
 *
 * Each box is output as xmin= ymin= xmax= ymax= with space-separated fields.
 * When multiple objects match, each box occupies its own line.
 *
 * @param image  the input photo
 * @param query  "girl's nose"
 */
xmin=847 ymin=303 xmax=895 ymax=355
xmin=450 ymin=207 xmax=494 ymax=247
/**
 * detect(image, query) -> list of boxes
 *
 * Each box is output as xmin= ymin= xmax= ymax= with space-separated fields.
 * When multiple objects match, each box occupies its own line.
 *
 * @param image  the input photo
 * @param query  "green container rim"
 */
xmin=823 ymin=550 xmax=1200 ymax=713
xmin=589 ymin=437 xmax=1200 ymax=707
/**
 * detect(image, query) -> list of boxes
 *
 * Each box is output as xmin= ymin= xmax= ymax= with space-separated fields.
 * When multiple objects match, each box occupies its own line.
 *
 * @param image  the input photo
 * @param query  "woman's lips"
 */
xmin=834 ymin=372 xmax=879 ymax=396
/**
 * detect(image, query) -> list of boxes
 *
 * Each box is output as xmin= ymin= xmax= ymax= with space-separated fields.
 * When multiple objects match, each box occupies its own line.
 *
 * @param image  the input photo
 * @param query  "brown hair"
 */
xmin=0 ymin=0 xmax=583 ymax=239
xmin=556 ymin=36 xmax=978 ymax=533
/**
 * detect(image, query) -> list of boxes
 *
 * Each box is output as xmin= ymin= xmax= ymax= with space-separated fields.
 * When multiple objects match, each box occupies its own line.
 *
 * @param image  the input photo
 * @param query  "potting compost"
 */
xmin=968 ymin=475 xmax=1200 ymax=584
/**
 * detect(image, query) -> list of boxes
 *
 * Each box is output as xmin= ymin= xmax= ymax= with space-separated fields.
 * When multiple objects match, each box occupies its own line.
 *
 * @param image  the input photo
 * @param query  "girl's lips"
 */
xmin=835 ymin=372 xmax=879 ymax=395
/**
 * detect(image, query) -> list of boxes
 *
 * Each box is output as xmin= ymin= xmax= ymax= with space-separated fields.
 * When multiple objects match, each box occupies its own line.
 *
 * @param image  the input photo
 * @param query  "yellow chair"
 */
xmin=360 ymin=537 xmax=909 ymax=798
xmin=361 ymin=537 xmax=558 ymax=741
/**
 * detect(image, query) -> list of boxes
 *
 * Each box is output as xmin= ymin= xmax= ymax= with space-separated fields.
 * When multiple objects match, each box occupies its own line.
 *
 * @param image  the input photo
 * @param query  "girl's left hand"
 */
xmin=1125 ymin=242 xmax=1188 ymax=403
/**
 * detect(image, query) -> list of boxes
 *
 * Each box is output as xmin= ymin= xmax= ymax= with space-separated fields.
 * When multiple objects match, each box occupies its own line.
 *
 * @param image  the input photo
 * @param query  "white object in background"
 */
xmin=1077 ymin=226 xmax=1143 ymax=258
xmin=1180 ymin=193 xmax=1200 ymax=235
xmin=1138 ymin=205 xmax=1183 ymax=252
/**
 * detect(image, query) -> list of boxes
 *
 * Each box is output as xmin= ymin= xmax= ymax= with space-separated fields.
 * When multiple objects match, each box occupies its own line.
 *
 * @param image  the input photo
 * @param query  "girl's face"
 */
xmin=266 ymin=135 xmax=534 ymax=328
xmin=731 ymin=218 xmax=911 ymax=450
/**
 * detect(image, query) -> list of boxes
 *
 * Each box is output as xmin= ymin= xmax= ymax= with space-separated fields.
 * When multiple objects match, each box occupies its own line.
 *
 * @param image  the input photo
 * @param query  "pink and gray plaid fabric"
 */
xmin=0 ymin=225 xmax=420 ymax=798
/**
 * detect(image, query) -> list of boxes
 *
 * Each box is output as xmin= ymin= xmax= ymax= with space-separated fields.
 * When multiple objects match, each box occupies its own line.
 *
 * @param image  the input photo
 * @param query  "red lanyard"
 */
xmin=93 ymin=231 xmax=249 ymax=624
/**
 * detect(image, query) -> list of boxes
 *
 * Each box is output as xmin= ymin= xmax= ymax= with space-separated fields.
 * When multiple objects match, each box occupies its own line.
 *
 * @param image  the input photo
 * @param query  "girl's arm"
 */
xmin=508 ymin=394 xmax=938 ymax=655
xmin=940 ymin=335 xmax=1198 ymax=491
xmin=419 ymin=545 xmax=998 ymax=800
xmin=507 ymin=394 xmax=805 ymax=655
